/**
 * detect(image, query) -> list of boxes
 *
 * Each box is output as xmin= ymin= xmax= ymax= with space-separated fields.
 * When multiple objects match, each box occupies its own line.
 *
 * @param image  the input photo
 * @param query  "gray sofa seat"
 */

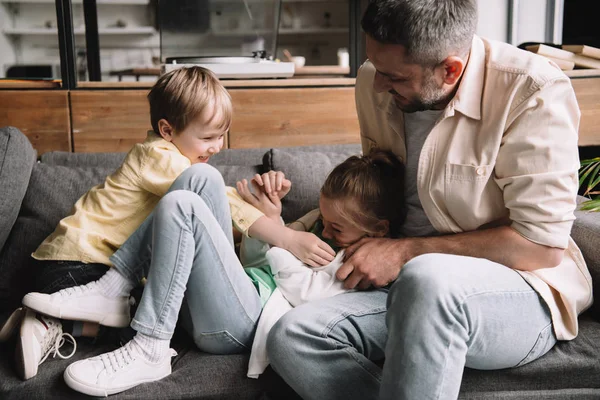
xmin=1 ymin=126 xmax=600 ymax=399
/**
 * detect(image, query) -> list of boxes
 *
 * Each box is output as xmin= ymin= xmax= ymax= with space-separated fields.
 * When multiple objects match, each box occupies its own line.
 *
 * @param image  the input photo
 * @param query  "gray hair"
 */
xmin=361 ymin=0 xmax=477 ymax=66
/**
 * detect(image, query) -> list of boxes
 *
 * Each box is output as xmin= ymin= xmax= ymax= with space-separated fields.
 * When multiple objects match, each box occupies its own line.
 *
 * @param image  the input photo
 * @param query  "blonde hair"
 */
xmin=148 ymin=66 xmax=233 ymax=134
xmin=321 ymin=149 xmax=405 ymax=237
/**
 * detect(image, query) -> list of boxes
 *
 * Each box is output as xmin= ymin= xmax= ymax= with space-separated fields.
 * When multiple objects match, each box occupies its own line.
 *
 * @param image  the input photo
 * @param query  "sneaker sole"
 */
xmin=23 ymin=294 xmax=130 ymax=328
xmin=15 ymin=321 xmax=37 ymax=380
xmin=0 ymin=308 xmax=24 ymax=342
xmin=63 ymin=365 xmax=172 ymax=397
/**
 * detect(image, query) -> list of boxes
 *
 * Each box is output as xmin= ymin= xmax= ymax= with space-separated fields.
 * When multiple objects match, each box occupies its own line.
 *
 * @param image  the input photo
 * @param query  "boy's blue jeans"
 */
xmin=110 ymin=164 xmax=262 ymax=354
xmin=267 ymin=253 xmax=556 ymax=400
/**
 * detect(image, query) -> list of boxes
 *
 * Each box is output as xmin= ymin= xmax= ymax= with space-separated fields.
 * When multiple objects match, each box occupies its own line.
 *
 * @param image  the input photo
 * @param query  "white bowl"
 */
xmin=292 ymin=56 xmax=306 ymax=68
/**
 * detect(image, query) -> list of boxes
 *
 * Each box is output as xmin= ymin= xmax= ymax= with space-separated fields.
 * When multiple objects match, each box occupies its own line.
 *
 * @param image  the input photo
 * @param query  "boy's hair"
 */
xmin=321 ymin=149 xmax=405 ymax=237
xmin=148 ymin=66 xmax=233 ymax=135
xmin=361 ymin=0 xmax=477 ymax=66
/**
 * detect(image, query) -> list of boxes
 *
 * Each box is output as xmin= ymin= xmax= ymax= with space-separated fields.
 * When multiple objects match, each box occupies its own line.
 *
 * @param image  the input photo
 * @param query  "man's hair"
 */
xmin=361 ymin=0 xmax=477 ymax=65
xmin=148 ymin=66 xmax=233 ymax=134
xmin=321 ymin=149 xmax=406 ymax=237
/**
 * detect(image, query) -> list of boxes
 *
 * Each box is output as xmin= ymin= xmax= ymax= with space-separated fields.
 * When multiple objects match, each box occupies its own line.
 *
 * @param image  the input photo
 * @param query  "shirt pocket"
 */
xmin=444 ymin=163 xmax=504 ymax=231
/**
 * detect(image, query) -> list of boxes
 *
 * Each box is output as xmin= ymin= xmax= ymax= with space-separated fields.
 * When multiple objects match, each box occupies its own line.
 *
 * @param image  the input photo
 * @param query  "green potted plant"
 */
xmin=579 ymin=157 xmax=600 ymax=212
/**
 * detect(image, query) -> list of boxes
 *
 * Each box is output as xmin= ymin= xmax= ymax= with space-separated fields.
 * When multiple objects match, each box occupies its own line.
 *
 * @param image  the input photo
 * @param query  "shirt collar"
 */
xmin=449 ymin=35 xmax=485 ymax=121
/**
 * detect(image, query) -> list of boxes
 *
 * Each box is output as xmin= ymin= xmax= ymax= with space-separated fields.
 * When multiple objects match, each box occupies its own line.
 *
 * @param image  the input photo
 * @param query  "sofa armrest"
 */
xmin=573 ymin=197 xmax=600 ymax=272
xmin=572 ymin=196 xmax=600 ymax=315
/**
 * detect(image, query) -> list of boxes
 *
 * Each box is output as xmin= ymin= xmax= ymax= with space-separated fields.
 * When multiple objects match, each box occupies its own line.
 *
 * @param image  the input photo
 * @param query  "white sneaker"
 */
xmin=16 ymin=309 xmax=77 ymax=380
xmin=22 ymin=282 xmax=131 ymax=328
xmin=64 ymin=341 xmax=176 ymax=397
xmin=0 ymin=307 xmax=25 ymax=342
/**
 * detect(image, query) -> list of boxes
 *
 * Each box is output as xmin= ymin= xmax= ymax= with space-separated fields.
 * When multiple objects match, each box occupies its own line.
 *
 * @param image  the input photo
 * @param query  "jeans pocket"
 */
xmin=515 ymin=323 xmax=557 ymax=367
xmin=194 ymin=330 xmax=249 ymax=355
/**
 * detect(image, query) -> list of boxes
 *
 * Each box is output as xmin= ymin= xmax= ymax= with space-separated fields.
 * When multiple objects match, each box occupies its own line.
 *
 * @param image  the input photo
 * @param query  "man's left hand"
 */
xmin=336 ymin=237 xmax=409 ymax=290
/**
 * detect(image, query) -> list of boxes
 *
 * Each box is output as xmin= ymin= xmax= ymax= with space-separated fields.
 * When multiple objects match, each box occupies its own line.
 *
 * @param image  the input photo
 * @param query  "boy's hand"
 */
xmin=252 ymin=171 xmax=291 ymax=200
xmin=236 ymin=178 xmax=283 ymax=221
xmin=282 ymin=230 xmax=336 ymax=268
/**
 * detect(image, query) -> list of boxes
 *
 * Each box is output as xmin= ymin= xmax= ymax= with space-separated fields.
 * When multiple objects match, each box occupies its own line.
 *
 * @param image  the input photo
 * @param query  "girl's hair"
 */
xmin=321 ymin=149 xmax=406 ymax=237
xmin=147 ymin=66 xmax=233 ymax=135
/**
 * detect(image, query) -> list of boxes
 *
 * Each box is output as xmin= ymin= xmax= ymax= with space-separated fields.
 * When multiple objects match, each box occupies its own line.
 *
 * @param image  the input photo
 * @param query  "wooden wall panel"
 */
xmin=572 ymin=78 xmax=600 ymax=147
xmin=71 ymin=90 xmax=151 ymax=153
xmin=0 ymin=90 xmax=70 ymax=154
xmin=228 ymin=87 xmax=360 ymax=149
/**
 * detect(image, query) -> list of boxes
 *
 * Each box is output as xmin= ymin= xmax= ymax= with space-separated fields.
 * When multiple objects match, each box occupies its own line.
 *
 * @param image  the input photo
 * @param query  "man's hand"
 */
xmin=282 ymin=229 xmax=336 ymax=268
xmin=236 ymin=178 xmax=283 ymax=221
xmin=252 ymin=171 xmax=292 ymax=200
xmin=337 ymin=237 xmax=409 ymax=290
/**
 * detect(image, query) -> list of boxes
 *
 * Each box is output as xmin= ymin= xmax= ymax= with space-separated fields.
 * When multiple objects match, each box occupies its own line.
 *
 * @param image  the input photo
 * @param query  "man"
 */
xmin=266 ymin=1 xmax=593 ymax=399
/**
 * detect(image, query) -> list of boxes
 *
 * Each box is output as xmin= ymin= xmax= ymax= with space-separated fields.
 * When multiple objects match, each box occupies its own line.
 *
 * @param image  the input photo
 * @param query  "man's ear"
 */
xmin=438 ymin=55 xmax=466 ymax=86
xmin=372 ymin=220 xmax=390 ymax=237
xmin=157 ymin=119 xmax=175 ymax=142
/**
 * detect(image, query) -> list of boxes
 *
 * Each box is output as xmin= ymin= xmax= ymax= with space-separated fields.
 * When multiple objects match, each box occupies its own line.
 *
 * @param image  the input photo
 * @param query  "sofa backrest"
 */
xmin=0 ymin=128 xmax=361 ymax=313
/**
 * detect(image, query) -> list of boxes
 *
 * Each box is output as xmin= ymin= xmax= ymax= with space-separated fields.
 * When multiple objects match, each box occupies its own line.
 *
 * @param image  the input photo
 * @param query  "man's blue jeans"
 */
xmin=267 ymin=253 xmax=556 ymax=400
xmin=110 ymin=164 xmax=262 ymax=354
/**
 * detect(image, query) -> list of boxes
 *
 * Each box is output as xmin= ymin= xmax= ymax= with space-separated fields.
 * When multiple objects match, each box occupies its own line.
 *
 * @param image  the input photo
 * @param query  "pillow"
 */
xmin=0 ymin=126 xmax=36 ymax=251
xmin=264 ymin=147 xmax=361 ymax=222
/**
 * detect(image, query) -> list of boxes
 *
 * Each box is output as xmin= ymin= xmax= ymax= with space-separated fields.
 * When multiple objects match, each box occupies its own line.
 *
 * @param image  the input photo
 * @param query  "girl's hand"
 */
xmin=252 ymin=171 xmax=291 ymax=200
xmin=282 ymin=230 xmax=336 ymax=267
xmin=236 ymin=178 xmax=283 ymax=221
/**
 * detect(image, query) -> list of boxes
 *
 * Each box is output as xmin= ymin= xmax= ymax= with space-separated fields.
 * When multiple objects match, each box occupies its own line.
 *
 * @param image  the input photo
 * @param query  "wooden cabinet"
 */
xmin=0 ymin=90 xmax=70 ymax=153
xmin=571 ymin=78 xmax=600 ymax=147
xmin=1 ymin=76 xmax=599 ymax=155
xmin=69 ymin=80 xmax=361 ymax=153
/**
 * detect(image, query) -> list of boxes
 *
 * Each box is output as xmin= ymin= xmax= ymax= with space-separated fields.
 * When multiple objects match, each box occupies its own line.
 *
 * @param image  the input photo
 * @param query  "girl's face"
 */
xmin=158 ymin=112 xmax=226 ymax=164
xmin=319 ymin=196 xmax=368 ymax=248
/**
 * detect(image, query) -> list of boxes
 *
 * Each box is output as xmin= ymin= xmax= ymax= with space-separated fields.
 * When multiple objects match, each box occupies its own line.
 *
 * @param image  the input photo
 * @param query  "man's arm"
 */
xmin=338 ymin=226 xmax=564 ymax=290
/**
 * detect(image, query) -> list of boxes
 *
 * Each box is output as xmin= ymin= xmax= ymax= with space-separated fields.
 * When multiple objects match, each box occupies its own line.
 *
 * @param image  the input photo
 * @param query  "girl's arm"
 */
xmin=248 ymin=217 xmax=335 ymax=268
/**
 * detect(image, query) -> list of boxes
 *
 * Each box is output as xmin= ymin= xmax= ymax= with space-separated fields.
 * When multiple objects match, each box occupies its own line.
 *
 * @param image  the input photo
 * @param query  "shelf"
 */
xmin=212 ymin=27 xmax=348 ymax=37
xmin=3 ymin=27 xmax=156 ymax=36
xmin=0 ymin=0 xmax=150 ymax=4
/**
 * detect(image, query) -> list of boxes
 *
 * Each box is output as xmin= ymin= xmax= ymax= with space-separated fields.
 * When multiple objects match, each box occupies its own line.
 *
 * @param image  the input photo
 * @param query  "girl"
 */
xmin=236 ymin=149 xmax=406 ymax=377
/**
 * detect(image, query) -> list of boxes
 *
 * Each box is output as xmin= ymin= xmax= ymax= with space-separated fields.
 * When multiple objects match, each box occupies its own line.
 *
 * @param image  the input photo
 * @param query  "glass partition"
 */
xmin=159 ymin=0 xmax=281 ymax=60
xmin=0 ymin=1 xmax=62 ymax=82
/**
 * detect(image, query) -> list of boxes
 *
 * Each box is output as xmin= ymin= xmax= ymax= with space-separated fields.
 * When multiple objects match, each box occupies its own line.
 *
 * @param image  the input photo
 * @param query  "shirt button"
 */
xmin=476 ymin=167 xmax=485 ymax=176
xmin=239 ymin=219 xmax=245 ymax=224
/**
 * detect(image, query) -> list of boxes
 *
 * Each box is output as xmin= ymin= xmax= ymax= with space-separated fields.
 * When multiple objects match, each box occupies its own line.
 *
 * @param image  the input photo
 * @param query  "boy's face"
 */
xmin=159 ymin=113 xmax=226 ymax=164
xmin=319 ymin=196 xmax=367 ymax=248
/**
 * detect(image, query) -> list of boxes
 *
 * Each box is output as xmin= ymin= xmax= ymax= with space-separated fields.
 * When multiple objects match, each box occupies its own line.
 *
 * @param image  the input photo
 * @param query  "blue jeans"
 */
xmin=110 ymin=164 xmax=262 ymax=354
xmin=267 ymin=253 xmax=556 ymax=400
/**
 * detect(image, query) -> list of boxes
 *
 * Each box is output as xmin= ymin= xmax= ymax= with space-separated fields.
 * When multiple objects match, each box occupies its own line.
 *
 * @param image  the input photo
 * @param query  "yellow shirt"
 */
xmin=356 ymin=35 xmax=592 ymax=340
xmin=33 ymin=131 xmax=264 ymax=266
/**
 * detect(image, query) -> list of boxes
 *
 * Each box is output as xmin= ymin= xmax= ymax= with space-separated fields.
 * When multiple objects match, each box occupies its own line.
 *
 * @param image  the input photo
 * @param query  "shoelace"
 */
xmin=39 ymin=319 xmax=77 ymax=365
xmin=100 ymin=342 xmax=136 ymax=374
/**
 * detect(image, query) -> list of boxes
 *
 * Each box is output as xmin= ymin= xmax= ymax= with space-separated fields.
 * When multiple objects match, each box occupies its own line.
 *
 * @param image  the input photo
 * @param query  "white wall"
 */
xmin=0 ymin=5 xmax=17 ymax=77
xmin=476 ymin=0 xmax=551 ymax=45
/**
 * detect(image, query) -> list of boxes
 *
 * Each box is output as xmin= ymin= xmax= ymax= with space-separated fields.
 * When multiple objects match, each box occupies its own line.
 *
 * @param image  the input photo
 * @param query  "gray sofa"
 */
xmin=1 ymin=125 xmax=600 ymax=399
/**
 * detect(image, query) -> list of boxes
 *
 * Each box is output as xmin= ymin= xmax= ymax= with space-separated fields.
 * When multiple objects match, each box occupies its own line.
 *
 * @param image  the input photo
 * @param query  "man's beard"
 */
xmin=392 ymin=72 xmax=449 ymax=113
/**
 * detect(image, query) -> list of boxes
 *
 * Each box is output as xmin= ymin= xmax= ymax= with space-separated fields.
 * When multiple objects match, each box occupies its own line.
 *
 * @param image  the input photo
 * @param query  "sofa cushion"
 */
xmin=0 ymin=331 xmax=300 ymax=399
xmin=0 ymin=164 xmax=112 ymax=313
xmin=0 ymin=126 xmax=36 ymax=252
xmin=264 ymin=145 xmax=361 ymax=222
xmin=0 ymin=156 xmax=262 ymax=313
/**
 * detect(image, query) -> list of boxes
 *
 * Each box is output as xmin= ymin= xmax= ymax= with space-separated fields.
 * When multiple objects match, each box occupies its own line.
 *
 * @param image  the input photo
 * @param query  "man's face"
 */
xmin=365 ymin=35 xmax=448 ymax=113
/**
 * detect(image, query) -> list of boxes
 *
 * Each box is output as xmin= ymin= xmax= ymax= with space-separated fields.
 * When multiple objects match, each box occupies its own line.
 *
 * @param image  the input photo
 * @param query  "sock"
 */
xmin=97 ymin=268 xmax=134 ymax=298
xmin=132 ymin=332 xmax=170 ymax=363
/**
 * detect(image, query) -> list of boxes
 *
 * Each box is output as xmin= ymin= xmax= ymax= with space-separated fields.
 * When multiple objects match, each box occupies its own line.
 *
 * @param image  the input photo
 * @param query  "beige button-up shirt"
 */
xmin=356 ymin=35 xmax=593 ymax=340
